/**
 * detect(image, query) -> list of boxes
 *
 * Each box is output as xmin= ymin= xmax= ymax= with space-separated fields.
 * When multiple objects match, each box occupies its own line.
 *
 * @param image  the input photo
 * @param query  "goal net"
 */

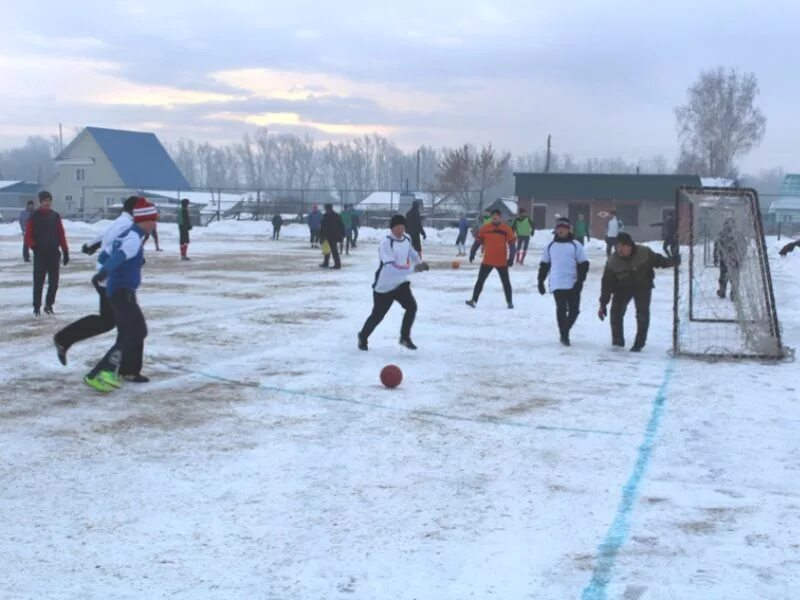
xmin=673 ymin=187 xmax=785 ymax=359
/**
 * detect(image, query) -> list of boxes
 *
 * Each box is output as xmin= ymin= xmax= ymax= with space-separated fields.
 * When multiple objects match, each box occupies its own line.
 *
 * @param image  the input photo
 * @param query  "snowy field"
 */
xmin=1 ymin=221 xmax=799 ymax=599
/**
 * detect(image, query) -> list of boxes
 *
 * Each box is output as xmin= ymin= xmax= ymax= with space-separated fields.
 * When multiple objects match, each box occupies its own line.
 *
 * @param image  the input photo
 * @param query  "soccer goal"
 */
xmin=673 ymin=187 xmax=785 ymax=360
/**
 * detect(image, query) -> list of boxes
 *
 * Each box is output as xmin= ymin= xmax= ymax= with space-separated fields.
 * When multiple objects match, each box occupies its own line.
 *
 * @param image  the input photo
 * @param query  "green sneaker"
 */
xmin=98 ymin=370 xmax=122 ymax=389
xmin=84 ymin=374 xmax=116 ymax=393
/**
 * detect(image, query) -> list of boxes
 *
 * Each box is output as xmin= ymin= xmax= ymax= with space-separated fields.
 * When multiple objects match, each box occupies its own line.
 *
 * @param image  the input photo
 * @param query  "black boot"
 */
xmin=54 ymin=335 xmax=68 ymax=366
xmin=358 ymin=332 xmax=368 ymax=351
xmin=399 ymin=337 xmax=418 ymax=350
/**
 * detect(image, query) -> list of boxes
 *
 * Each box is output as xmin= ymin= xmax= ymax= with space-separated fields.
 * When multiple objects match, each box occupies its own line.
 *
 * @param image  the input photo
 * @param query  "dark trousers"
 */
xmin=663 ymin=240 xmax=678 ymax=257
xmin=606 ymin=237 xmax=618 ymax=256
xmin=33 ymin=250 xmax=60 ymax=309
xmin=23 ymin=240 xmax=30 ymax=261
xmin=56 ymin=284 xmax=144 ymax=375
xmin=410 ymin=233 xmax=423 ymax=255
xmin=344 ymin=229 xmax=354 ymax=254
xmin=553 ymin=288 xmax=581 ymax=337
xmin=179 ymin=227 xmax=191 ymax=245
xmin=352 ymin=227 xmax=359 ymax=247
xmin=360 ymin=282 xmax=417 ymax=340
xmin=472 ymin=264 xmax=512 ymax=304
xmin=610 ymin=288 xmax=652 ymax=348
xmin=310 ymin=229 xmax=320 ymax=246
xmin=718 ymin=260 xmax=739 ymax=299
xmin=90 ymin=289 xmax=147 ymax=376
xmin=272 ymin=226 xmax=281 ymax=240
xmin=322 ymin=239 xmax=342 ymax=268
xmin=517 ymin=236 xmax=531 ymax=252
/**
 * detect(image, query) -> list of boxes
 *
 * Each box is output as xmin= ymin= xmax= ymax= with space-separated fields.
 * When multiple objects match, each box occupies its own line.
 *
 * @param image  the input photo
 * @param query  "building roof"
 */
xmin=58 ymin=127 xmax=190 ymax=190
xmin=769 ymin=197 xmax=800 ymax=213
xmin=356 ymin=191 xmax=443 ymax=208
xmin=701 ymin=177 xmax=737 ymax=188
xmin=780 ymin=174 xmax=800 ymax=195
xmin=0 ymin=180 xmax=40 ymax=194
xmin=514 ymin=173 xmax=703 ymax=202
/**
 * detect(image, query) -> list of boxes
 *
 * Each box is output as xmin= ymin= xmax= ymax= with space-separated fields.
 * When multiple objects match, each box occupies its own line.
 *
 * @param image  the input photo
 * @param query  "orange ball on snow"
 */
xmin=380 ymin=364 xmax=403 ymax=389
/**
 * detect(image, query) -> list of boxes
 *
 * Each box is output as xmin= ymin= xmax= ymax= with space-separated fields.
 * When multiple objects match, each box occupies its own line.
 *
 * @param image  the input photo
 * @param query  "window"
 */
xmin=106 ymin=197 xmax=115 ymax=207
xmin=615 ymin=204 xmax=639 ymax=227
xmin=75 ymin=168 xmax=86 ymax=182
xmin=65 ymin=195 xmax=73 ymax=210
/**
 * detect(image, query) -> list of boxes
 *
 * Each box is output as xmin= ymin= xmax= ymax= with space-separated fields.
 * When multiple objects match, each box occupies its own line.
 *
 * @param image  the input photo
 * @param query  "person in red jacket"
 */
xmin=25 ymin=191 xmax=69 ymax=316
xmin=465 ymin=209 xmax=517 ymax=309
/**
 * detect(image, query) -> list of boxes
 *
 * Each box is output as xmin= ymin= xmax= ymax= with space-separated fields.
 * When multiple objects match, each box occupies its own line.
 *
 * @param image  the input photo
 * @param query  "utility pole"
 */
xmin=59 ymin=123 xmax=63 ymax=152
xmin=416 ymin=148 xmax=421 ymax=191
xmin=544 ymin=134 xmax=552 ymax=174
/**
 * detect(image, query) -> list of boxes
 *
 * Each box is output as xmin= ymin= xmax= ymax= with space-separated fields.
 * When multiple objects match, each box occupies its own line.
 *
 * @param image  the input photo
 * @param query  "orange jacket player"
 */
xmin=466 ymin=209 xmax=517 ymax=309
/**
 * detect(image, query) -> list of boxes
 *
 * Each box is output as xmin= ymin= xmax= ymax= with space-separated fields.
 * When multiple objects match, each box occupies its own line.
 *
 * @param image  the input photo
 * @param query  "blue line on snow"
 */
xmin=581 ymin=361 xmax=676 ymax=599
xmin=157 ymin=360 xmax=630 ymax=437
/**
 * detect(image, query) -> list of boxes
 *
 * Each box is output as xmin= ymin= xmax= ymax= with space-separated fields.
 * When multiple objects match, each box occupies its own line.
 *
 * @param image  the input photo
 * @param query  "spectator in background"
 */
xmin=605 ymin=210 xmax=623 ymax=256
xmin=272 ymin=213 xmax=283 ymax=240
xmin=341 ymin=204 xmax=355 ymax=255
xmin=650 ymin=214 xmax=679 ymax=257
xmin=143 ymin=221 xmax=163 ymax=251
xmin=456 ymin=213 xmax=469 ymax=256
xmin=574 ymin=214 xmax=590 ymax=246
xmin=510 ymin=207 xmax=534 ymax=265
xmin=405 ymin=200 xmax=427 ymax=257
xmin=320 ymin=203 xmax=345 ymax=269
xmin=308 ymin=204 xmax=322 ymax=248
xmin=351 ymin=207 xmax=361 ymax=248
xmin=19 ymin=200 xmax=35 ymax=262
xmin=25 ymin=191 xmax=69 ymax=316
xmin=178 ymin=198 xmax=193 ymax=261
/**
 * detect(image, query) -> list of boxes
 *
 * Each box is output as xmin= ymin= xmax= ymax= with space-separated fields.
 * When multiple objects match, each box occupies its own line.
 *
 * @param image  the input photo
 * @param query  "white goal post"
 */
xmin=673 ymin=187 xmax=785 ymax=360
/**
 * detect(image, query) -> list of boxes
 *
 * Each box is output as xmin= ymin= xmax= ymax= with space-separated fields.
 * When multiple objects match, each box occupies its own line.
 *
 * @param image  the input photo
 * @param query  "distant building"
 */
xmin=514 ymin=173 xmax=702 ymax=241
xmin=768 ymin=174 xmax=800 ymax=229
xmin=484 ymin=197 xmax=518 ymax=221
xmin=48 ymin=127 xmax=190 ymax=216
xmin=0 ymin=180 xmax=39 ymax=221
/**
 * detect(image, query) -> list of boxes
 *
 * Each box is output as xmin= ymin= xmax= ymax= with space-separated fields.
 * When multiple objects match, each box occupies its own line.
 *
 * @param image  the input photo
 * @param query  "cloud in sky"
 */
xmin=1 ymin=0 xmax=799 ymax=171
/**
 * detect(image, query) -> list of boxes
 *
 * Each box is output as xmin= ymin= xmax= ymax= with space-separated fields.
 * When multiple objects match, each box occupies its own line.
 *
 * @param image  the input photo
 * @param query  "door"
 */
xmin=532 ymin=205 xmax=547 ymax=230
xmin=569 ymin=203 xmax=591 ymax=233
xmin=592 ymin=198 xmax=615 ymax=238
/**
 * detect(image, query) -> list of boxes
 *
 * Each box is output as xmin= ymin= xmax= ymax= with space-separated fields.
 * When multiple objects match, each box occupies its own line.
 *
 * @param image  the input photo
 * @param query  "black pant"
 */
xmin=310 ymin=230 xmax=320 ymax=246
xmin=272 ymin=226 xmax=281 ymax=240
xmin=663 ymin=240 xmax=678 ymax=257
xmin=606 ymin=237 xmax=618 ymax=256
xmin=55 ymin=284 xmax=144 ymax=375
xmin=610 ymin=288 xmax=652 ymax=348
xmin=360 ymin=282 xmax=417 ymax=340
xmin=718 ymin=260 xmax=739 ymax=299
xmin=33 ymin=250 xmax=60 ymax=309
xmin=553 ymin=288 xmax=581 ymax=337
xmin=90 ymin=289 xmax=147 ymax=376
xmin=322 ymin=239 xmax=342 ymax=268
xmin=410 ymin=233 xmax=423 ymax=255
xmin=23 ymin=240 xmax=30 ymax=261
xmin=517 ymin=236 xmax=531 ymax=252
xmin=179 ymin=226 xmax=191 ymax=245
xmin=472 ymin=264 xmax=512 ymax=304
xmin=344 ymin=229 xmax=354 ymax=254
xmin=352 ymin=227 xmax=359 ymax=247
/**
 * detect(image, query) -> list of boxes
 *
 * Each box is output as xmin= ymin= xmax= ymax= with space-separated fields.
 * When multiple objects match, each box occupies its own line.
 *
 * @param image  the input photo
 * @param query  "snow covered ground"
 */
xmin=1 ymin=220 xmax=799 ymax=599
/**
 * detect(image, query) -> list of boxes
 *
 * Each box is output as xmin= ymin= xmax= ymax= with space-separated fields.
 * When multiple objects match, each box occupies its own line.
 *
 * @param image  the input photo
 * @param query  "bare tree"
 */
xmin=436 ymin=144 xmax=473 ymax=209
xmin=675 ymin=67 xmax=766 ymax=177
xmin=471 ymin=144 xmax=511 ymax=211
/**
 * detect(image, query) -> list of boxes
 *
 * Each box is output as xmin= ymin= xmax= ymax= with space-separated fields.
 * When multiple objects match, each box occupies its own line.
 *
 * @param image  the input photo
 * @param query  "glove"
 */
xmin=414 ymin=262 xmax=430 ymax=273
xmin=598 ymin=305 xmax=608 ymax=321
xmin=62 ymin=250 xmax=69 ymax=266
xmin=469 ymin=253 xmax=476 ymax=264
xmin=91 ymin=270 xmax=108 ymax=286
xmin=82 ymin=242 xmax=101 ymax=255
xmin=538 ymin=281 xmax=546 ymax=295
xmin=779 ymin=241 xmax=797 ymax=257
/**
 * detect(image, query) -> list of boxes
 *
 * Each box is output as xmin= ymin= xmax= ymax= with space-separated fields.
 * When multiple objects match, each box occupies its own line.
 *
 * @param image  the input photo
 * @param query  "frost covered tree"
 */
xmin=675 ymin=67 xmax=766 ymax=177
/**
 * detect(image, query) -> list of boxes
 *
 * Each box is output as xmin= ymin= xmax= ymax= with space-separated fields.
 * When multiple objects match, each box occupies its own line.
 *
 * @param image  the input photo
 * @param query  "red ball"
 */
xmin=380 ymin=364 xmax=403 ymax=389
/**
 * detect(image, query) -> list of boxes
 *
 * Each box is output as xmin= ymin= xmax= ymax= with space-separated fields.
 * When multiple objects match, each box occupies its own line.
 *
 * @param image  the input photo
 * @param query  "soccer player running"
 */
xmin=598 ymin=232 xmax=678 ymax=352
xmin=537 ymin=217 xmax=589 ymax=346
xmin=466 ymin=209 xmax=517 ymax=309
xmin=510 ymin=207 xmax=534 ymax=265
xmin=53 ymin=196 xmax=149 ymax=382
xmin=84 ymin=198 xmax=159 ymax=392
xmin=358 ymin=215 xmax=429 ymax=351
xmin=24 ymin=191 xmax=69 ymax=316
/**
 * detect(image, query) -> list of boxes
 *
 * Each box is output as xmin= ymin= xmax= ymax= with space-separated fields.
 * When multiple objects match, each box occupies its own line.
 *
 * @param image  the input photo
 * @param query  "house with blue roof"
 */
xmin=48 ymin=127 xmax=190 ymax=216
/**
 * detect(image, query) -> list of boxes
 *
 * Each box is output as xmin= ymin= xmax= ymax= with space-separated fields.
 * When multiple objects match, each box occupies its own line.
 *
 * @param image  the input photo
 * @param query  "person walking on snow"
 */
xmin=341 ymin=204 xmax=355 ymax=255
xmin=650 ymin=214 xmax=679 ymax=257
xmin=605 ymin=210 xmax=623 ymax=256
xmin=511 ymin=208 xmax=534 ymax=265
xmin=83 ymin=198 xmax=159 ymax=392
xmin=320 ymin=203 xmax=345 ymax=269
xmin=271 ymin=213 xmax=283 ymax=240
xmin=54 ymin=196 xmax=149 ymax=383
xmin=537 ymin=217 xmax=589 ymax=346
xmin=405 ymin=200 xmax=427 ymax=257
xmin=25 ymin=191 xmax=69 ymax=316
xmin=714 ymin=217 xmax=745 ymax=300
xmin=455 ymin=213 xmax=469 ymax=256
xmin=466 ymin=209 xmax=517 ymax=309
xmin=598 ymin=232 xmax=678 ymax=352
xmin=308 ymin=204 xmax=322 ymax=248
xmin=358 ymin=214 xmax=430 ymax=351
xmin=19 ymin=200 xmax=34 ymax=262
xmin=178 ymin=198 xmax=192 ymax=261
xmin=574 ymin=214 xmax=590 ymax=246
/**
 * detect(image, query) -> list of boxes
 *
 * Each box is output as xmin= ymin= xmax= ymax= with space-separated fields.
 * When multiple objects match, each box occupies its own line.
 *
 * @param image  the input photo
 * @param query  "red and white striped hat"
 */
xmin=132 ymin=197 xmax=158 ymax=223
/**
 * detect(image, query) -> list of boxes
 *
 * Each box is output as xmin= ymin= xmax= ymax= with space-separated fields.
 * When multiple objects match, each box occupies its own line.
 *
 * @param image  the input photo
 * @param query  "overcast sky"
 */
xmin=2 ymin=0 xmax=798 ymax=172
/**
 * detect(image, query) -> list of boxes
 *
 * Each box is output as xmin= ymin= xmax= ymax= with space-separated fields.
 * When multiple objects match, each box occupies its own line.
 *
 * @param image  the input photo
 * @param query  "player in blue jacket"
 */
xmin=84 ymin=198 xmax=159 ymax=392
xmin=537 ymin=217 xmax=589 ymax=346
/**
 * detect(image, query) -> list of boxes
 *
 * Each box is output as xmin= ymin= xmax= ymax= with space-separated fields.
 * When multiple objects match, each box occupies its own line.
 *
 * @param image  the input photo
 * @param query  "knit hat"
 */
xmin=617 ymin=232 xmax=634 ymax=247
xmin=390 ymin=214 xmax=406 ymax=228
xmin=132 ymin=197 xmax=158 ymax=223
xmin=555 ymin=217 xmax=572 ymax=229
